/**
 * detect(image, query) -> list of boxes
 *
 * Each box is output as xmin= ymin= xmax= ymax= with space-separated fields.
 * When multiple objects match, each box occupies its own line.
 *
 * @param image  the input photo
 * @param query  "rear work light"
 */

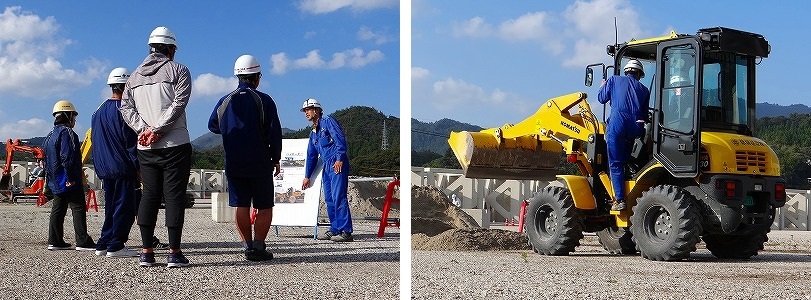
xmin=566 ymin=153 xmax=578 ymax=163
xmin=775 ymin=183 xmax=786 ymax=201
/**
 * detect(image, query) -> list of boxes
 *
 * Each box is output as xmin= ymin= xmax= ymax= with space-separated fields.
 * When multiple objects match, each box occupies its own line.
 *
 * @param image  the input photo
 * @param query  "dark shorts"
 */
xmin=227 ymin=176 xmax=275 ymax=209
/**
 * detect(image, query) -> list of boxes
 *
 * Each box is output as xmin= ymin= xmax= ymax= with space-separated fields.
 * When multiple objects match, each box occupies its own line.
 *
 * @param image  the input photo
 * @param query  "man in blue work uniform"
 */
xmin=598 ymin=59 xmax=650 ymax=211
xmin=44 ymin=100 xmax=95 ymax=251
xmin=91 ymin=67 xmax=140 ymax=258
xmin=301 ymin=98 xmax=354 ymax=242
xmin=208 ymin=54 xmax=282 ymax=261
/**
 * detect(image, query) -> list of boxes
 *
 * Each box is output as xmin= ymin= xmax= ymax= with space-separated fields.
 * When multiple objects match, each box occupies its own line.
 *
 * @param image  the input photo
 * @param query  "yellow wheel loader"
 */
xmin=448 ymin=27 xmax=786 ymax=261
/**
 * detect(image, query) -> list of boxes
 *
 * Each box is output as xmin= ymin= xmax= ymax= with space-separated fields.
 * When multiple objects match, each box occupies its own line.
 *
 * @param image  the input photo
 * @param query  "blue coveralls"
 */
xmin=91 ymin=99 xmax=139 ymax=252
xmin=44 ymin=124 xmax=94 ymax=247
xmin=304 ymin=115 xmax=352 ymax=234
xmin=208 ymin=82 xmax=282 ymax=209
xmin=598 ymin=74 xmax=650 ymax=202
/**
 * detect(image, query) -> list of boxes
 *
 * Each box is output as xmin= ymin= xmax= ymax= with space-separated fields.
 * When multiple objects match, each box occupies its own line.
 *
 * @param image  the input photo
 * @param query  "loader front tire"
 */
xmin=524 ymin=186 xmax=583 ymax=255
xmin=631 ymin=185 xmax=701 ymax=261
xmin=703 ymin=230 xmax=769 ymax=259
xmin=597 ymin=226 xmax=637 ymax=255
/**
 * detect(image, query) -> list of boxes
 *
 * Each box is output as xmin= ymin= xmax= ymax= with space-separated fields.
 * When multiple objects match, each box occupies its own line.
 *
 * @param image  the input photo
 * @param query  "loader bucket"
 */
xmin=0 ymin=174 xmax=9 ymax=191
xmin=448 ymin=131 xmax=562 ymax=181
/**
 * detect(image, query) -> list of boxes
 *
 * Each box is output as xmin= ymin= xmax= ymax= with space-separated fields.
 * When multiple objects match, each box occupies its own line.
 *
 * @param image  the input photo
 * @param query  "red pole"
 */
xmin=518 ymin=200 xmax=529 ymax=232
xmin=377 ymin=179 xmax=400 ymax=238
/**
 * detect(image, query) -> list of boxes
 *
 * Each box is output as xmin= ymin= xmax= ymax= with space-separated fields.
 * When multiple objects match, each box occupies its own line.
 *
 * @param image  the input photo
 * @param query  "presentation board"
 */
xmin=270 ymin=138 xmax=322 ymax=227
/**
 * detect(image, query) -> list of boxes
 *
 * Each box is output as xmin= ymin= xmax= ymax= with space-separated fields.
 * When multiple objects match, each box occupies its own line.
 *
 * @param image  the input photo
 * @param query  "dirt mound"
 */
xmin=411 ymin=185 xmax=530 ymax=251
xmin=412 ymin=228 xmax=530 ymax=251
xmin=318 ymin=179 xmax=399 ymax=221
xmin=411 ymin=185 xmax=478 ymax=236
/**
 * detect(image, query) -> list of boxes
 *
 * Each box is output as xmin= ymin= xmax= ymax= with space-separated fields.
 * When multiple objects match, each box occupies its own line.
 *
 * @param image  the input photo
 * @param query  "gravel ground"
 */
xmin=412 ymin=230 xmax=811 ymax=299
xmin=0 ymin=203 xmax=399 ymax=299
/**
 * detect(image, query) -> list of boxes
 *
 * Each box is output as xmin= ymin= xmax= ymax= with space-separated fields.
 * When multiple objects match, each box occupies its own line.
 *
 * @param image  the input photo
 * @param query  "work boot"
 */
xmin=317 ymin=231 xmax=336 ymax=240
xmin=330 ymin=232 xmax=354 ymax=242
xmin=244 ymin=248 xmax=274 ymax=261
xmin=611 ymin=201 xmax=627 ymax=211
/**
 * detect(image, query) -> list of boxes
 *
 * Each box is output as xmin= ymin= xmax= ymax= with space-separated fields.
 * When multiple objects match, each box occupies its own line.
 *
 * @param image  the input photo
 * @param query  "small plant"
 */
xmin=520 ymin=252 xmax=529 ymax=263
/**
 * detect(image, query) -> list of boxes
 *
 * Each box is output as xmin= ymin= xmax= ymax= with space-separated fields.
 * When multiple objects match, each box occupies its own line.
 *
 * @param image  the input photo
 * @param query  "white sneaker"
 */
xmin=106 ymin=248 xmax=140 ymax=258
xmin=95 ymin=250 xmax=106 ymax=256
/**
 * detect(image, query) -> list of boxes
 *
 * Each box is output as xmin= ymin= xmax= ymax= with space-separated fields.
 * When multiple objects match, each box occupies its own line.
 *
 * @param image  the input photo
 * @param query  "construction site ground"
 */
xmin=0 ymin=180 xmax=400 ymax=299
xmin=411 ymin=185 xmax=811 ymax=299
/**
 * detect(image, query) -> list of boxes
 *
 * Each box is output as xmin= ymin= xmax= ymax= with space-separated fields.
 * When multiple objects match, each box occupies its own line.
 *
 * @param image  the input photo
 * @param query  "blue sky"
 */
xmin=412 ymin=0 xmax=810 ymax=128
xmin=0 ymin=0 xmax=399 ymax=140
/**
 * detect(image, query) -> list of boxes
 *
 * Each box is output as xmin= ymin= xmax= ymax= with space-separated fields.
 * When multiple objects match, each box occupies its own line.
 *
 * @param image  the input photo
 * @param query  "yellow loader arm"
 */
xmin=80 ymin=128 xmax=92 ymax=164
xmin=448 ymin=92 xmax=603 ymax=180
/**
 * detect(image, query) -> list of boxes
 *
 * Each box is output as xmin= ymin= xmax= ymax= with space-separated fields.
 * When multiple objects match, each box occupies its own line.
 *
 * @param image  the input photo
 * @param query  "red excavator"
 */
xmin=0 ymin=139 xmax=47 ymax=203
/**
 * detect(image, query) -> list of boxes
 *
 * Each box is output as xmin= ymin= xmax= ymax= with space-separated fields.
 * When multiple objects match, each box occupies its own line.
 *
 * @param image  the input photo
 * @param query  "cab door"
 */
xmin=653 ymin=38 xmax=701 ymax=177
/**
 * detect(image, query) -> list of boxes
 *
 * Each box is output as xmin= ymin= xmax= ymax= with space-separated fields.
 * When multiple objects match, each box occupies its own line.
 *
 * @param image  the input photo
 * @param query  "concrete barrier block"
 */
xmin=462 ymin=208 xmax=490 ymax=229
xmin=211 ymin=192 xmax=233 ymax=223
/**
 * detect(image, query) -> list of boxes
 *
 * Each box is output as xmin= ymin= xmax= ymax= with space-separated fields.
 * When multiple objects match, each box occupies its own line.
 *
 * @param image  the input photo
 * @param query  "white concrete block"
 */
xmin=211 ymin=192 xmax=234 ymax=223
xmin=462 ymin=208 xmax=490 ymax=229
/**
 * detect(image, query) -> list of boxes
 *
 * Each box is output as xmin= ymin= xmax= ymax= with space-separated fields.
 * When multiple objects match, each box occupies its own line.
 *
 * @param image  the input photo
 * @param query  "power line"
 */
xmin=411 ymin=129 xmax=450 ymax=138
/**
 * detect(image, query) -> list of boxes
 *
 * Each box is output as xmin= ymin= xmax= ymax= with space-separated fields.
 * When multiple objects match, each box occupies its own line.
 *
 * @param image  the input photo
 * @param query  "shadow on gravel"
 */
xmin=190 ymin=251 xmax=399 ymax=267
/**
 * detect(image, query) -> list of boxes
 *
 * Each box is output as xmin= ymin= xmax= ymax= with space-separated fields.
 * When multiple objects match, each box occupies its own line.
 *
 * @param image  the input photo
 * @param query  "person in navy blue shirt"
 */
xmin=301 ymin=98 xmax=353 ymax=242
xmin=91 ymin=68 xmax=141 ymax=258
xmin=209 ymin=55 xmax=281 ymax=261
xmin=44 ymin=100 xmax=95 ymax=251
xmin=598 ymin=59 xmax=650 ymax=211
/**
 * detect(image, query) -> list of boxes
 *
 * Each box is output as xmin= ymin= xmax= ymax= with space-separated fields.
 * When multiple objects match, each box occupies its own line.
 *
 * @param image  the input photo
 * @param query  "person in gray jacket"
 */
xmin=120 ymin=26 xmax=192 ymax=268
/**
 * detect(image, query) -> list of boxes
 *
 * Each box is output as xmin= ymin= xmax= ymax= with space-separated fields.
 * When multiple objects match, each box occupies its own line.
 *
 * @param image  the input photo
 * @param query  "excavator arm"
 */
xmin=448 ymin=92 xmax=604 ymax=180
xmin=1 ymin=139 xmax=46 ymax=190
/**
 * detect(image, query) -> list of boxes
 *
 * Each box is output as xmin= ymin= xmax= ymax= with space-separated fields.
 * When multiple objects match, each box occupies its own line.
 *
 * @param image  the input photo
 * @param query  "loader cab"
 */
xmin=604 ymin=27 xmax=769 ymax=178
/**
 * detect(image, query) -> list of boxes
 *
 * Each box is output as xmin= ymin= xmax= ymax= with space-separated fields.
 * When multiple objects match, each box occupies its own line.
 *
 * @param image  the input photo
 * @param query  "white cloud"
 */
xmin=270 ymin=48 xmax=384 ymax=75
xmin=357 ymin=26 xmax=392 ymax=45
xmin=452 ymin=16 xmax=493 ymax=38
xmin=304 ymin=31 xmax=317 ymax=39
xmin=430 ymin=77 xmax=510 ymax=110
xmin=452 ymin=13 xmax=563 ymax=54
xmin=0 ymin=118 xmax=52 ymax=139
xmin=192 ymin=73 xmax=238 ymax=99
xmin=498 ymin=12 xmax=550 ymax=41
xmin=411 ymin=67 xmax=430 ymax=80
xmin=0 ymin=7 xmax=104 ymax=99
xmin=561 ymin=0 xmax=645 ymax=67
xmin=298 ymin=0 xmax=398 ymax=14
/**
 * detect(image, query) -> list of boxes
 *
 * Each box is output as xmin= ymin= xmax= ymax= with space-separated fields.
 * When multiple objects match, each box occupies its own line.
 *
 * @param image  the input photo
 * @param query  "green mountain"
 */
xmin=411 ymin=118 xmax=483 ymax=154
xmin=192 ymin=106 xmax=400 ymax=177
xmin=191 ymin=128 xmax=295 ymax=150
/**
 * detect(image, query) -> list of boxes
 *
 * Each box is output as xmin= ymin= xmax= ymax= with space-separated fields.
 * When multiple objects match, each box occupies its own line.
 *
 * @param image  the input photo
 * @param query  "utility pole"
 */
xmin=381 ymin=119 xmax=389 ymax=150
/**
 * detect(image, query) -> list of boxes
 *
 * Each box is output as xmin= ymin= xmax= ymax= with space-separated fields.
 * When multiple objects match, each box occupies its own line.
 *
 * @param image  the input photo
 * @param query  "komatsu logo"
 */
xmin=730 ymin=138 xmax=766 ymax=147
xmin=560 ymin=121 xmax=580 ymax=134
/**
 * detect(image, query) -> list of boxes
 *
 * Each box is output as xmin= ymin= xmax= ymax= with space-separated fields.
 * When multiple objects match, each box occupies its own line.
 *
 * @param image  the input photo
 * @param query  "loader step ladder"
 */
xmin=377 ymin=179 xmax=400 ymax=238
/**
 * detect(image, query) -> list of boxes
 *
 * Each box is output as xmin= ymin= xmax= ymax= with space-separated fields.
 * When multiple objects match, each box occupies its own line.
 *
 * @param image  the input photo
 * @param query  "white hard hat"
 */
xmin=234 ymin=55 xmax=262 ymax=75
xmin=148 ymin=26 xmax=177 ymax=46
xmin=107 ymin=67 xmax=131 ymax=85
xmin=53 ymin=100 xmax=77 ymax=116
xmin=301 ymin=98 xmax=322 ymax=112
xmin=623 ymin=59 xmax=644 ymax=76
xmin=669 ymin=75 xmax=689 ymax=87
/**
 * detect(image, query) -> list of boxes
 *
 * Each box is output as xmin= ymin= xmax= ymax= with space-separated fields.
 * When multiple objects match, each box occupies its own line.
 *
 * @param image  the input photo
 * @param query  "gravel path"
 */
xmin=0 ymin=203 xmax=399 ymax=299
xmin=412 ymin=230 xmax=811 ymax=299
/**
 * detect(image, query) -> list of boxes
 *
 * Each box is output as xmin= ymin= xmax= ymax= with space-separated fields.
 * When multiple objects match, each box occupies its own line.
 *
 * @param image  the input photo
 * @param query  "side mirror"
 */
xmin=585 ymin=63 xmax=607 ymax=87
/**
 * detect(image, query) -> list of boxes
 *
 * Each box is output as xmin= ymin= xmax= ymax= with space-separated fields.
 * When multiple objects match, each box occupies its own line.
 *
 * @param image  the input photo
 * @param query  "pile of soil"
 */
xmin=412 ymin=228 xmax=529 ymax=251
xmin=411 ymin=185 xmax=530 ymax=251
xmin=318 ymin=179 xmax=399 ymax=220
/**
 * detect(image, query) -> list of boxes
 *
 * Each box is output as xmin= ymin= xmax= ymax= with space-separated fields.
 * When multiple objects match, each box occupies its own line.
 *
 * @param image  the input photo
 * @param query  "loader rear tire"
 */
xmin=703 ymin=230 xmax=769 ymax=259
xmin=597 ymin=226 xmax=637 ymax=255
xmin=631 ymin=185 xmax=701 ymax=261
xmin=524 ymin=186 xmax=583 ymax=255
